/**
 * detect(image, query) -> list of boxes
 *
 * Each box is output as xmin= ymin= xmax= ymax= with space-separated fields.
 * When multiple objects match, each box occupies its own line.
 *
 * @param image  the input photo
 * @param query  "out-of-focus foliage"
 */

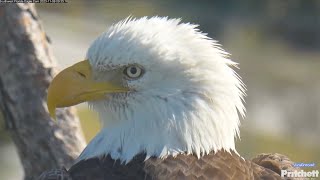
xmin=37 ymin=0 xmax=320 ymax=50
xmin=77 ymin=107 xmax=100 ymax=141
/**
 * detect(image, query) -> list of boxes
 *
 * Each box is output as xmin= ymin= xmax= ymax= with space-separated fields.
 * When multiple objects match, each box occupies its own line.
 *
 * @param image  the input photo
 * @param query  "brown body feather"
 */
xmin=38 ymin=151 xmax=288 ymax=180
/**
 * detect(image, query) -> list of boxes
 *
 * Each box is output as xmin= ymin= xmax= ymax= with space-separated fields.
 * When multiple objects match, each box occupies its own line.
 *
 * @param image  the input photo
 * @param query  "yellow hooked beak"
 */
xmin=47 ymin=60 xmax=128 ymax=119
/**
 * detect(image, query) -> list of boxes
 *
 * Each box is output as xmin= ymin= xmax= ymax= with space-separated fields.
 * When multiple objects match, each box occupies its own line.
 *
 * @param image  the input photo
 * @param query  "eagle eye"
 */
xmin=124 ymin=65 xmax=143 ymax=79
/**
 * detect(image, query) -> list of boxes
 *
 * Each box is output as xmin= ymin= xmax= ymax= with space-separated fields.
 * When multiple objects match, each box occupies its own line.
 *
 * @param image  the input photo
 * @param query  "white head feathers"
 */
xmin=78 ymin=16 xmax=246 ymax=163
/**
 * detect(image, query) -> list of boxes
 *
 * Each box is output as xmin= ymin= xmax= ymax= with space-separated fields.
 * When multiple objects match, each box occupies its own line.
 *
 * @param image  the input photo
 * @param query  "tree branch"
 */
xmin=0 ymin=3 xmax=86 ymax=180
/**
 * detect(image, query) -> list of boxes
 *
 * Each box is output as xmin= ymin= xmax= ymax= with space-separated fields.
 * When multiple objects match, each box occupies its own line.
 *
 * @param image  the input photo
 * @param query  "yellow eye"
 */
xmin=124 ymin=65 xmax=143 ymax=79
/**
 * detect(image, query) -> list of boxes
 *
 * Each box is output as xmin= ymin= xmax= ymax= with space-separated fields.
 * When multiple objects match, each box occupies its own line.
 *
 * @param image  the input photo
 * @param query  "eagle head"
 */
xmin=47 ymin=17 xmax=245 ymax=163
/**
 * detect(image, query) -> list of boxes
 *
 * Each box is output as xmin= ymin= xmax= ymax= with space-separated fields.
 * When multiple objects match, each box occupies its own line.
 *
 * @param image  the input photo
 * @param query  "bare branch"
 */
xmin=0 ymin=3 xmax=86 ymax=180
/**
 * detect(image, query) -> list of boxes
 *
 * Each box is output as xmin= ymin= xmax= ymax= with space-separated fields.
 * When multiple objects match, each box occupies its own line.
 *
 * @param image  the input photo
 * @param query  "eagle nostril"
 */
xmin=77 ymin=71 xmax=86 ymax=78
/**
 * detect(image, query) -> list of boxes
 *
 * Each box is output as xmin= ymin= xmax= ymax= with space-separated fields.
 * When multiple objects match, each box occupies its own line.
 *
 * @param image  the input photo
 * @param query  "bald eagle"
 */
xmin=40 ymin=17 xmax=297 ymax=180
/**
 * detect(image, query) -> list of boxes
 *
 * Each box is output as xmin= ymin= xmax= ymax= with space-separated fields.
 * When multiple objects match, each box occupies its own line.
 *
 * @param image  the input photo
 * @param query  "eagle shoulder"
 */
xmin=144 ymin=150 xmax=281 ymax=180
xmin=38 ymin=151 xmax=285 ymax=180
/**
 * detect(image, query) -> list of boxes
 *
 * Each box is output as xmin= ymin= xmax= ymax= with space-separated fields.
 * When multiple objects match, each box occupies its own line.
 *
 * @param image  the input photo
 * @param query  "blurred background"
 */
xmin=1 ymin=0 xmax=319 ymax=179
